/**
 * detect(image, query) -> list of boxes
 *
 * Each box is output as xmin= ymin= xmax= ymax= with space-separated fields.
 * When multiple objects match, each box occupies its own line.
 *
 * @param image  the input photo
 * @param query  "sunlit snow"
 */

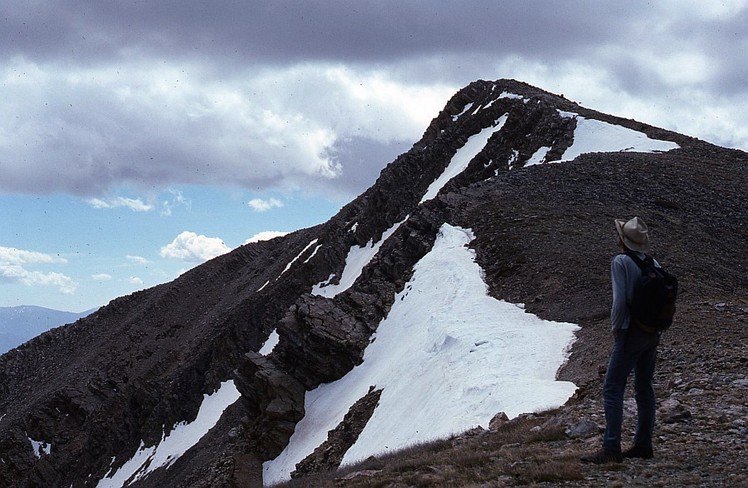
xmin=526 ymin=145 xmax=552 ymax=166
xmin=263 ymin=224 xmax=579 ymax=485
xmin=260 ymin=329 xmax=280 ymax=355
xmin=302 ymin=244 xmax=323 ymax=264
xmin=451 ymin=102 xmax=474 ymax=121
xmin=311 ymin=218 xmax=406 ymax=298
xmin=557 ymin=111 xmax=679 ymax=161
xmin=420 ymin=115 xmax=508 ymax=204
xmin=498 ymin=91 xmax=528 ymax=103
xmin=276 ymin=239 xmax=319 ymax=280
xmin=97 ymin=380 xmax=240 ymax=488
xmin=28 ymin=435 xmax=51 ymax=458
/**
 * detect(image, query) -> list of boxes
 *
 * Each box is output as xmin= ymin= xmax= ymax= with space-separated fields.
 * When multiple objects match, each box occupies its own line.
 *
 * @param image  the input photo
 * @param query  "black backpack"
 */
xmin=625 ymin=252 xmax=678 ymax=333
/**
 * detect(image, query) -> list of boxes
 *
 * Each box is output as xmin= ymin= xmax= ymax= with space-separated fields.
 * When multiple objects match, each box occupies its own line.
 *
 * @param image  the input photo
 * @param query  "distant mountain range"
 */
xmin=0 ymin=306 xmax=94 ymax=354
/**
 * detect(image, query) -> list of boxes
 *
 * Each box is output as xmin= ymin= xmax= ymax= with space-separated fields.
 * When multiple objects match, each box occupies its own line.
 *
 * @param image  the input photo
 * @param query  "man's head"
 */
xmin=615 ymin=216 xmax=650 ymax=253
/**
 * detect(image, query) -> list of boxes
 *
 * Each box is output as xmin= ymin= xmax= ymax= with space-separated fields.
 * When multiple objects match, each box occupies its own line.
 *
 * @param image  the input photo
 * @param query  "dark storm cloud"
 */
xmin=324 ymin=137 xmax=411 ymax=198
xmin=679 ymin=9 xmax=748 ymax=96
xmin=1 ymin=1 xmax=747 ymax=199
xmin=3 ymin=1 xmax=639 ymax=65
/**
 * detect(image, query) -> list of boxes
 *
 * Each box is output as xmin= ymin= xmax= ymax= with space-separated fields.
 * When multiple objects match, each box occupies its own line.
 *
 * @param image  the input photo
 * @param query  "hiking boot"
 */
xmin=581 ymin=448 xmax=623 ymax=464
xmin=622 ymin=444 xmax=653 ymax=459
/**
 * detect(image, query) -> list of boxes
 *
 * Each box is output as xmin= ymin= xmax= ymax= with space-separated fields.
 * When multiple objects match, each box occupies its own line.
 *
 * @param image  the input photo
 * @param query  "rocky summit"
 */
xmin=1 ymin=79 xmax=746 ymax=487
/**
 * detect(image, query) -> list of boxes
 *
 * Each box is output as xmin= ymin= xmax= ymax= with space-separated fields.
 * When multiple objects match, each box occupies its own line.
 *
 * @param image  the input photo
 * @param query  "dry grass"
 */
xmin=274 ymin=411 xmax=584 ymax=487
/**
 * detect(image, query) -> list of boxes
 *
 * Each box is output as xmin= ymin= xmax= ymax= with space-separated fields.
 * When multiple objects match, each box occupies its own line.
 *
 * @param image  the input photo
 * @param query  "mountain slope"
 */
xmin=275 ymin=140 xmax=748 ymax=487
xmin=0 ymin=79 xmax=746 ymax=487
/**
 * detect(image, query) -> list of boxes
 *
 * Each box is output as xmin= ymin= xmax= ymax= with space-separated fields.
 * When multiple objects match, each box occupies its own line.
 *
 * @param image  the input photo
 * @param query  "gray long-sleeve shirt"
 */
xmin=610 ymin=252 xmax=660 ymax=332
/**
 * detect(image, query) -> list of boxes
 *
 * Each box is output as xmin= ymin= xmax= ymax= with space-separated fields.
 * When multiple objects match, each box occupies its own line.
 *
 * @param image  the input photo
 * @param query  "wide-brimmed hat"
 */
xmin=615 ymin=217 xmax=650 ymax=253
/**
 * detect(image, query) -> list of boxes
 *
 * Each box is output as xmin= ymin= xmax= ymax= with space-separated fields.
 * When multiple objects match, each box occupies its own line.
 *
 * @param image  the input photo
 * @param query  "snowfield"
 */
xmin=558 ymin=111 xmax=680 ymax=161
xmin=263 ymin=224 xmax=579 ymax=485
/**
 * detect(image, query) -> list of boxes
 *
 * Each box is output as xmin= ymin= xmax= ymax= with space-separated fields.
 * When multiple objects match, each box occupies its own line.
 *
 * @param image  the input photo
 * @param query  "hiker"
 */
xmin=582 ymin=216 xmax=661 ymax=464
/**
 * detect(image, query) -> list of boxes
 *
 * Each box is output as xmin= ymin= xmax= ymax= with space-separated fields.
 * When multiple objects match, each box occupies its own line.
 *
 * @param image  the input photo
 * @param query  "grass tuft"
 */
xmin=274 ymin=409 xmax=587 ymax=487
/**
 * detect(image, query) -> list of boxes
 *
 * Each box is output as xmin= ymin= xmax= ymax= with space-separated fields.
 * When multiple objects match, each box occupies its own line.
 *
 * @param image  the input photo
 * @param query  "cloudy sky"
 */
xmin=2 ymin=1 xmax=747 ymax=312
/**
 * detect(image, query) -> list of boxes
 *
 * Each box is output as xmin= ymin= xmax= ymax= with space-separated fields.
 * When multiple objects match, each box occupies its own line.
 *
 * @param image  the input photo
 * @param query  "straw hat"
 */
xmin=615 ymin=217 xmax=650 ymax=253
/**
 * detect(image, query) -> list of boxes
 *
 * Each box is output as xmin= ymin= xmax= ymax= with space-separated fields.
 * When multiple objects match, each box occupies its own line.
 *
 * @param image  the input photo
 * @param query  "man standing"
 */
xmin=582 ymin=216 xmax=661 ymax=464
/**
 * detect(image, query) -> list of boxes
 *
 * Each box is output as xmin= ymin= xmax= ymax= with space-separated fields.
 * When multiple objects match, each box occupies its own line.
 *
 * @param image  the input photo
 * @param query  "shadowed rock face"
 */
xmin=1 ymin=79 xmax=746 ymax=487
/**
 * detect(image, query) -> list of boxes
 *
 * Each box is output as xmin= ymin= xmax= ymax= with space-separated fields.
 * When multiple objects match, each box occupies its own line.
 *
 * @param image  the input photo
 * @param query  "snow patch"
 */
xmin=420 ymin=115 xmax=508 ymax=204
xmin=97 ymin=380 xmax=241 ymax=488
xmin=263 ymin=224 xmax=579 ymax=485
xmin=499 ymin=91 xmax=528 ymax=103
xmin=276 ymin=239 xmax=319 ymax=280
xmin=451 ymin=102 xmax=474 ymax=121
xmin=303 ymin=244 xmax=323 ymax=264
xmin=28 ymin=435 xmax=51 ymax=458
xmin=312 ymin=218 xmax=406 ymax=298
xmin=526 ymin=146 xmax=552 ymax=166
xmin=559 ymin=112 xmax=679 ymax=161
xmin=260 ymin=329 xmax=280 ymax=356
xmin=507 ymin=149 xmax=520 ymax=170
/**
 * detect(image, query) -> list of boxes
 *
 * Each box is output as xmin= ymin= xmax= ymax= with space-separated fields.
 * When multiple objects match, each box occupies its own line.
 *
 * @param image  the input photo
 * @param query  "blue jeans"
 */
xmin=602 ymin=326 xmax=659 ymax=452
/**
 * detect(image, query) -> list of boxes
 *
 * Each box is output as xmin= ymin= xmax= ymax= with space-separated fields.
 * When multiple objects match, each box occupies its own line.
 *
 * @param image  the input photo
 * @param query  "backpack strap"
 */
xmin=623 ymin=251 xmax=652 ymax=270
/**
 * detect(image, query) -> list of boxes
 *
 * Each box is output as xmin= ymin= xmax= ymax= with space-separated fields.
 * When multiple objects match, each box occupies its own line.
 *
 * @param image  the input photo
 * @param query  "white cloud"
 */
xmin=92 ymin=273 xmax=113 ymax=281
xmin=0 ymin=246 xmax=76 ymax=294
xmin=161 ymin=188 xmax=192 ymax=216
xmin=0 ymin=246 xmax=67 ymax=265
xmin=128 ymin=276 xmax=144 ymax=286
xmin=159 ymin=231 xmax=231 ymax=262
xmin=0 ymin=58 xmax=455 ymax=199
xmin=126 ymin=255 xmax=150 ymax=265
xmin=244 ymin=231 xmax=289 ymax=244
xmin=317 ymin=66 xmax=454 ymax=141
xmin=87 ymin=196 xmax=154 ymax=212
xmin=24 ymin=271 xmax=77 ymax=294
xmin=248 ymin=198 xmax=284 ymax=213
